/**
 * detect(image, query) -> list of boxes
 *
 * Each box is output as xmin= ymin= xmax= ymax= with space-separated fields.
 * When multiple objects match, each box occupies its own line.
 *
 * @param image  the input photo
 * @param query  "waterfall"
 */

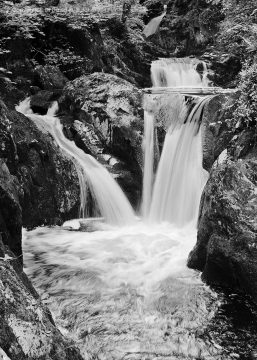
xmin=151 ymin=58 xmax=210 ymax=88
xmin=142 ymin=110 xmax=155 ymax=218
xmin=16 ymin=99 xmax=135 ymax=225
xmin=143 ymin=58 xmax=210 ymax=226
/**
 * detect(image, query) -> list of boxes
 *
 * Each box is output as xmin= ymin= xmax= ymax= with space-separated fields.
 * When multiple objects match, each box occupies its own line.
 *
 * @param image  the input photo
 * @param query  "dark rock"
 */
xmin=7 ymin=109 xmax=80 ymax=228
xmin=30 ymin=90 xmax=61 ymax=115
xmin=34 ymin=65 xmax=68 ymax=90
xmin=0 ymin=257 xmax=83 ymax=360
xmin=143 ymin=0 xmax=223 ymax=57
xmin=60 ymin=72 xmax=144 ymax=207
xmin=0 ymin=98 xmax=80 ymax=229
xmin=203 ymin=53 xmax=242 ymax=87
xmin=201 ymin=94 xmax=238 ymax=172
xmin=0 ymin=160 xmax=22 ymax=262
xmin=188 ymin=159 xmax=257 ymax=302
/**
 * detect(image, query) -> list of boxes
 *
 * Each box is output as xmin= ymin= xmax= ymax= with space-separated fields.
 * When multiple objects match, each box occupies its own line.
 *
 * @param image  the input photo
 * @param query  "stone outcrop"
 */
xmin=0 ymin=100 xmax=83 ymax=357
xmin=0 ymin=201 xmax=83 ymax=360
xmin=188 ymin=159 xmax=257 ymax=301
xmin=201 ymin=94 xmax=238 ymax=172
xmin=60 ymin=72 xmax=143 ymax=206
xmin=0 ymin=99 xmax=80 ymax=229
xmin=0 ymin=160 xmax=22 ymax=262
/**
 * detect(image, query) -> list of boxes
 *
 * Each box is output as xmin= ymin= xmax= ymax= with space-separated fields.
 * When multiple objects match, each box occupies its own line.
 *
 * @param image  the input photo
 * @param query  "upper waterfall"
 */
xmin=151 ymin=58 xmax=209 ymax=88
xmin=16 ymin=99 xmax=135 ymax=226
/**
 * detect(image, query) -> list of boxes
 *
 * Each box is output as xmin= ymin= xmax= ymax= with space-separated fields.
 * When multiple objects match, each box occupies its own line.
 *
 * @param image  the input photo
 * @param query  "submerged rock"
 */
xmin=188 ymin=159 xmax=257 ymax=301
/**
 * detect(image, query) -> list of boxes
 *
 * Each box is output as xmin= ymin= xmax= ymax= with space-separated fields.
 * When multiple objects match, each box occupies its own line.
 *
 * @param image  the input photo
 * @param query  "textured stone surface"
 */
xmin=201 ymin=94 xmax=237 ymax=172
xmin=0 ymin=160 xmax=22 ymax=262
xmin=0 ymin=99 xmax=80 ymax=229
xmin=60 ymin=72 xmax=144 ymax=206
xmin=188 ymin=159 xmax=257 ymax=301
xmin=33 ymin=65 xmax=68 ymax=90
xmin=0 ymin=255 xmax=83 ymax=360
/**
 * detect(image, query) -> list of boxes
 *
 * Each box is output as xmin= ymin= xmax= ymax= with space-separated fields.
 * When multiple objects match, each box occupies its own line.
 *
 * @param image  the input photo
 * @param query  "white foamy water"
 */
xmin=16 ymin=99 xmax=135 ymax=225
xmin=23 ymin=223 xmax=225 ymax=359
xmin=149 ymin=119 xmax=208 ymax=225
xmin=141 ymin=110 xmax=155 ymax=218
xmin=151 ymin=58 xmax=209 ymax=88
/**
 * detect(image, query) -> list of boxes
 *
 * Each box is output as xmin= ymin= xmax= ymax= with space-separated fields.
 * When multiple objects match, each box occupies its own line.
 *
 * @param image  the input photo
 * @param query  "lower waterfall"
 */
xmin=16 ymin=99 xmax=135 ymax=225
xmin=147 ymin=96 xmax=210 ymax=226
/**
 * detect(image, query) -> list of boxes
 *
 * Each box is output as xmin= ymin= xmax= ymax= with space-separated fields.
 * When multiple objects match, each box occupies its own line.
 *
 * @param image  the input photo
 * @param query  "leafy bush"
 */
xmin=233 ymin=63 xmax=257 ymax=127
xmin=209 ymin=0 xmax=257 ymax=61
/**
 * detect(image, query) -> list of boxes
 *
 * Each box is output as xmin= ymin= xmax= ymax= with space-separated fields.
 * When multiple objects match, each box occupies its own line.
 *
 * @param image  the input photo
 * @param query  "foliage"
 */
xmin=233 ymin=63 xmax=257 ymax=127
xmin=210 ymin=0 xmax=257 ymax=61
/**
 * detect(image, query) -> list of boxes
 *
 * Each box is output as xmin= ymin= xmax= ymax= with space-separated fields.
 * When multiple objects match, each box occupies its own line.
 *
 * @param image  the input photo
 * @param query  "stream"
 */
xmin=23 ymin=222 xmax=257 ymax=360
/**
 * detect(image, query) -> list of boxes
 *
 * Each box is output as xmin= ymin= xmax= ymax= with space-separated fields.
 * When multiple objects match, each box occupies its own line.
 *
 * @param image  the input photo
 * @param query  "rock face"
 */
xmin=201 ymin=94 xmax=237 ymax=172
xmin=188 ymin=159 xmax=257 ymax=301
xmin=0 ymin=103 xmax=83 ymax=358
xmin=0 ymin=245 xmax=83 ymax=360
xmin=0 ymin=99 xmax=80 ymax=229
xmin=0 ymin=160 xmax=22 ymax=262
xmin=60 ymin=72 xmax=143 ymax=207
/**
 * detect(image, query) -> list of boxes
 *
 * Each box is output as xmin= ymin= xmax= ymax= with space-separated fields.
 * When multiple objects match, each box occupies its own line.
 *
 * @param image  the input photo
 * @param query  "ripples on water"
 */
xmin=23 ymin=222 xmax=257 ymax=360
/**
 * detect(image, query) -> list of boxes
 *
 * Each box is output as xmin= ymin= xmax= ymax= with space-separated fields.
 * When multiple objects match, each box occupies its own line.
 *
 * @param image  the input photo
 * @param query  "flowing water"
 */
xmin=142 ymin=111 xmax=155 ymax=218
xmin=142 ymin=58 xmax=209 ymax=224
xmin=16 ymin=99 xmax=135 ymax=225
xmin=23 ymin=223 xmax=257 ymax=360
xmin=19 ymin=58 xmax=257 ymax=359
xmin=23 ymin=224 xmax=221 ymax=359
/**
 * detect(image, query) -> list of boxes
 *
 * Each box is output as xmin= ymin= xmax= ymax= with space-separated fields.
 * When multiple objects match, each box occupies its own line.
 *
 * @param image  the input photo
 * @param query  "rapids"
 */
xmin=23 ymin=223 xmax=257 ymax=359
xmin=23 ymin=223 xmax=220 ymax=359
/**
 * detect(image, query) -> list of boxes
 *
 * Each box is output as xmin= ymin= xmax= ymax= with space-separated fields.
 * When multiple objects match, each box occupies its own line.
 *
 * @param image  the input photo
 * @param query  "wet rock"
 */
xmin=0 ymin=98 xmax=80 ymax=229
xmin=0 ymin=257 xmax=83 ymax=360
xmin=188 ymin=159 xmax=257 ymax=302
xmin=0 ymin=160 xmax=22 ymax=262
xmin=60 ymin=72 xmax=143 ymax=206
xmin=30 ymin=90 xmax=61 ymax=115
xmin=8 ymin=109 xmax=80 ymax=228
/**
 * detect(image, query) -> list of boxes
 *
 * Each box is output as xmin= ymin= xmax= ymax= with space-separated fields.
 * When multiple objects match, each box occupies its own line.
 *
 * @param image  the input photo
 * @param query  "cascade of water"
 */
xmin=141 ymin=110 xmax=155 ymax=218
xmin=143 ymin=58 xmax=210 ymax=226
xmin=149 ymin=97 xmax=209 ymax=226
xmin=16 ymin=100 xmax=135 ymax=225
xmin=151 ymin=58 xmax=210 ymax=88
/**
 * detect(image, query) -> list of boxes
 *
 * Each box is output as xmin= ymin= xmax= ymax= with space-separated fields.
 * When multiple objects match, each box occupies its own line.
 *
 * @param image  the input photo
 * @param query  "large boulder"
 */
xmin=188 ymin=159 xmax=257 ymax=301
xmin=60 ymin=72 xmax=144 ymax=206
